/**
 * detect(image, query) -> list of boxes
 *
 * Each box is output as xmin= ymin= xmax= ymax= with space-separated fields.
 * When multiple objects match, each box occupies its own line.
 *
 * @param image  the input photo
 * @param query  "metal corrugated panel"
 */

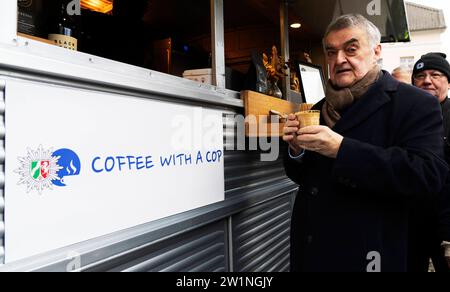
xmin=225 ymin=151 xmax=294 ymax=198
xmin=224 ymin=113 xmax=297 ymax=272
xmin=0 ymin=80 xmax=5 ymax=265
xmin=232 ymin=194 xmax=293 ymax=272
xmin=85 ymin=221 xmax=228 ymax=272
xmin=223 ymin=113 xmax=297 ymax=199
xmin=406 ymin=2 xmax=446 ymax=31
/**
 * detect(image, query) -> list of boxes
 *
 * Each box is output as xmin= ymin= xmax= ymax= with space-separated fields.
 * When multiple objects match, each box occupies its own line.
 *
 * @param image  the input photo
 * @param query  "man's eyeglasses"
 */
xmin=413 ymin=72 xmax=446 ymax=81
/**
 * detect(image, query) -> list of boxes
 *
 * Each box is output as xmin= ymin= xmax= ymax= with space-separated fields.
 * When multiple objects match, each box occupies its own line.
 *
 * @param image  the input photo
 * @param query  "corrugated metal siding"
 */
xmin=406 ymin=2 xmax=446 ymax=31
xmin=85 ymin=221 xmax=228 ymax=272
xmin=225 ymin=150 xmax=295 ymax=198
xmin=232 ymin=194 xmax=293 ymax=272
xmin=223 ymin=113 xmax=297 ymax=199
xmin=0 ymin=80 xmax=4 ymax=265
xmin=223 ymin=113 xmax=296 ymax=272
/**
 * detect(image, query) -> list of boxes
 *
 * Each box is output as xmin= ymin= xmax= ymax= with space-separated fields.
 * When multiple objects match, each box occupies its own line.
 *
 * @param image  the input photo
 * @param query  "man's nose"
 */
xmin=422 ymin=75 xmax=433 ymax=84
xmin=336 ymin=50 xmax=347 ymax=64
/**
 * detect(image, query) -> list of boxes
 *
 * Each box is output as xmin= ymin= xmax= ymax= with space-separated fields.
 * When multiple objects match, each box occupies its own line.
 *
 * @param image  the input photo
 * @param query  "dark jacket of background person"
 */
xmin=411 ymin=52 xmax=450 ymax=271
xmin=284 ymin=72 xmax=448 ymax=272
xmin=433 ymin=97 xmax=450 ymax=272
xmin=408 ymin=98 xmax=450 ymax=273
xmin=442 ymin=97 xmax=450 ymax=164
xmin=441 ymin=97 xmax=450 ymax=245
xmin=422 ymin=97 xmax=450 ymax=273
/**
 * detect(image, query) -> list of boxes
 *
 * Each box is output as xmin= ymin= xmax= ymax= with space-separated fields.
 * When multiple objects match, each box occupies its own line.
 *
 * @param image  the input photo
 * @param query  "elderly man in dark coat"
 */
xmin=283 ymin=14 xmax=449 ymax=272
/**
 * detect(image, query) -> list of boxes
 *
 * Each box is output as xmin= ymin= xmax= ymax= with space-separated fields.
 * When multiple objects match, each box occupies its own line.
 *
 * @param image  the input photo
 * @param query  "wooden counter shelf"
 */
xmin=241 ymin=90 xmax=313 ymax=137
xmin=18 ymin=33 xmax=55 ymax=46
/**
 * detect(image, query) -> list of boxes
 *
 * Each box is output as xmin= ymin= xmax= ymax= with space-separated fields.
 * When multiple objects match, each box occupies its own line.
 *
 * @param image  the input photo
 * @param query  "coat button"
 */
xmin=309 ymin=187 xmax=319 ymax=197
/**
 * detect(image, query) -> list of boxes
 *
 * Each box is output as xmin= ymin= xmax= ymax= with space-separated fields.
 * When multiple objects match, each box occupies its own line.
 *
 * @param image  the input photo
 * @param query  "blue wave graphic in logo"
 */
xmin=52 ymin=149 xmax=81 ymax=187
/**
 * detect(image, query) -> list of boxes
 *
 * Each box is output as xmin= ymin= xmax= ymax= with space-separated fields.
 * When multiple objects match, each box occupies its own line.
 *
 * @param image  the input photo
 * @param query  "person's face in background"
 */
xmin=324 ymin=27 xmax=382 ymax=88
xmin=413 ymin=70 xmax=450 ymax=103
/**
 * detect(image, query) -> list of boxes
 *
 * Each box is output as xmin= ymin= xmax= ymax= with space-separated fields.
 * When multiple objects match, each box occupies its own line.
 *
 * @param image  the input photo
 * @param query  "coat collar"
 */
xmin=331 ymin=71 xmax=397 ymax=133
xmin=441 ymin=97 xmax=450 ymax=115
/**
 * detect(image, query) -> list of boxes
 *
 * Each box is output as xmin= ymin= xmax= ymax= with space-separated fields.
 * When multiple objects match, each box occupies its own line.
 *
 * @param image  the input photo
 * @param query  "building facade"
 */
xmin=382 ymin=2 xmax=447 ymax=73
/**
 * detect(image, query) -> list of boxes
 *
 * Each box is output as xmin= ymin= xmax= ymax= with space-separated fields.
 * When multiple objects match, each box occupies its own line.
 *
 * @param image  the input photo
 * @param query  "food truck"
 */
xmin=0 ymin=0 xmax=409 ymax=271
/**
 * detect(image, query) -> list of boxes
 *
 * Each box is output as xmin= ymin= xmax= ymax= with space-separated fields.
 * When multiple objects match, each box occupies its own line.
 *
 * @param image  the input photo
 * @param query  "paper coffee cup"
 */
xmin=295 ymin=110 xmax=320 ymax=128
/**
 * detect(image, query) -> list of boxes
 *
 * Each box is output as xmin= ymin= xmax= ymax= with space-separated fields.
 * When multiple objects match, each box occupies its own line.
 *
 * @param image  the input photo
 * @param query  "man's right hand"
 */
xmin=282 ymin=114 xmax=302 ymax=156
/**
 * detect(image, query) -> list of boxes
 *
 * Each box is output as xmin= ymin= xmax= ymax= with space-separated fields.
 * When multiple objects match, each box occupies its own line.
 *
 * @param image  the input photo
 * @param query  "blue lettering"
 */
xmin=116 ymin=156 xmax=126 ymax=171
xmin=206 ymin=150 xmax=223 ymax=163
xmin=145 ymin=156 xmax=154 ymax=169
xmin=196 ymin=151 xmax=203 ymax=164
xmin=206 ymin=151 xmax=213 ymax=162
xmin=160 ymin=155 xmax=173 ymax=167
xmin=105 ymin=157 xmax=115 ymax=172
xmin=217 ymin=150 xmax=223 ymax=162
xmin=127 ymin=156 xmax=136 ymax=170
xmin=136 ymin=156 xmax=144 ymax=170
xmin=172 ymin=153 xmax=194 ymax=166
xmin=92 ymin=157 xmax=103 ymax=173
xmin=88 ymin=151 xmax=222 ymax=174
xmin=185 ymin=154 xmax=192 ymax=165
xmin=176 ymin=154 xmax=184 ymax=165
xmin=91 ymin=155 xmax=157 ymax=173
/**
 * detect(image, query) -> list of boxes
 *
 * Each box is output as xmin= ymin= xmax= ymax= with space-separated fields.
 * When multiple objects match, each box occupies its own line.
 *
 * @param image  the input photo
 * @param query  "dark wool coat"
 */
xmin=440 ymin=98 xmax=450 ymax=244
xmin=284 ymin=71 xmax=449 ymax=272
xmin=433 ymin=97 xmax=450 ymax=272
xmin=442 ymin=97 xmax=450 ymax=164
xmin=408 ymin=97 xmax=450 ymax=272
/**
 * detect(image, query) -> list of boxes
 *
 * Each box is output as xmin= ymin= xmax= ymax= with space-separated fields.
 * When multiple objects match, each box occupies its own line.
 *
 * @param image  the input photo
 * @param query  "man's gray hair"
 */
xmin=392 ymin=66 xmax=412 ymax=75
xmin=323 ymin=14 xmax=381 ymax=49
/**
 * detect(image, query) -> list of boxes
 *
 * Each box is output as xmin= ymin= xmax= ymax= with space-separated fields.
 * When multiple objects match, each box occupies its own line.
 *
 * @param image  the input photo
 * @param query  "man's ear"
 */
xmin=374 ymin=44 xmax=382 ymax=61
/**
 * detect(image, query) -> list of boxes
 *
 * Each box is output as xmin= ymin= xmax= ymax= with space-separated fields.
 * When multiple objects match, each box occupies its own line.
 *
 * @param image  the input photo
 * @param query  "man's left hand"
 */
xmin=296 ymin=126 xmax=344 ymax=159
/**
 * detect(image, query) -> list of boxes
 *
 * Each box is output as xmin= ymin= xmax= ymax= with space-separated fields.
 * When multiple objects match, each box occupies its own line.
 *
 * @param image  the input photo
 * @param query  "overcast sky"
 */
xmin=407 ymin=0 xmax=450 ymax=57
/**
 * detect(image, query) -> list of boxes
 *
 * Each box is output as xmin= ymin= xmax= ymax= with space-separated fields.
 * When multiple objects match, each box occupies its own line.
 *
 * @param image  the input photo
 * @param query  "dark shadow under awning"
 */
xmin=292 ymin=0 xmax=410 ymax=42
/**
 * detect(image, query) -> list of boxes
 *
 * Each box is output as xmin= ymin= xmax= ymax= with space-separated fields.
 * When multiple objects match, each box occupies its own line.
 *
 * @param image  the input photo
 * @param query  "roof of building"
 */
xmin=406 ymin=2 xmax=446 ymax=31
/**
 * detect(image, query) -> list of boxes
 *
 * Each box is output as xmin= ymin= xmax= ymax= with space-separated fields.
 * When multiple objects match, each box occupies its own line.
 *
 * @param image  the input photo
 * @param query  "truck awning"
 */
xmin=292 ymin=0 xmax=410 ymax=42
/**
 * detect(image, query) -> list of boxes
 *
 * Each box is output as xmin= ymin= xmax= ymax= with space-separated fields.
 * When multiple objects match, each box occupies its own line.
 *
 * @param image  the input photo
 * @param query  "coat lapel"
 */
xmin=332 ymin=72 xmax=398 ymax=134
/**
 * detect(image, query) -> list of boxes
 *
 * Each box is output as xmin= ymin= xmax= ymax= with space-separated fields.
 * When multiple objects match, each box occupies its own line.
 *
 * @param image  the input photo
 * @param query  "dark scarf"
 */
xmin=322 ymin=66 xmax=382 ymax=128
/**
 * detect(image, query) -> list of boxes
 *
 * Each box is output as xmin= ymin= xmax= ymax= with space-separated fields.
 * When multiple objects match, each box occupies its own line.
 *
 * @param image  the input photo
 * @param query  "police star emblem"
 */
xmin=15 ymin=145 xmax=63 ymax=194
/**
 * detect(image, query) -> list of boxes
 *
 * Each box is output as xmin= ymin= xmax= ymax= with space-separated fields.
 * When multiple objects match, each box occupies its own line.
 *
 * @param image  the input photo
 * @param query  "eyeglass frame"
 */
xmin=413 ymin=71 xmax=447 ymax=82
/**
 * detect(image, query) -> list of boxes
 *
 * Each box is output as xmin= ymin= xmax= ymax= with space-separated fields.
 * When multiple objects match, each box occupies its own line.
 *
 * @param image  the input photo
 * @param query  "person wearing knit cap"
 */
xmin=413 ymin=52 xmax=450 ymax=271
xmin=412 ymin=53 xmax=450 ymax=160
xmin=413 ymin=52 xmax=450 ymax=106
